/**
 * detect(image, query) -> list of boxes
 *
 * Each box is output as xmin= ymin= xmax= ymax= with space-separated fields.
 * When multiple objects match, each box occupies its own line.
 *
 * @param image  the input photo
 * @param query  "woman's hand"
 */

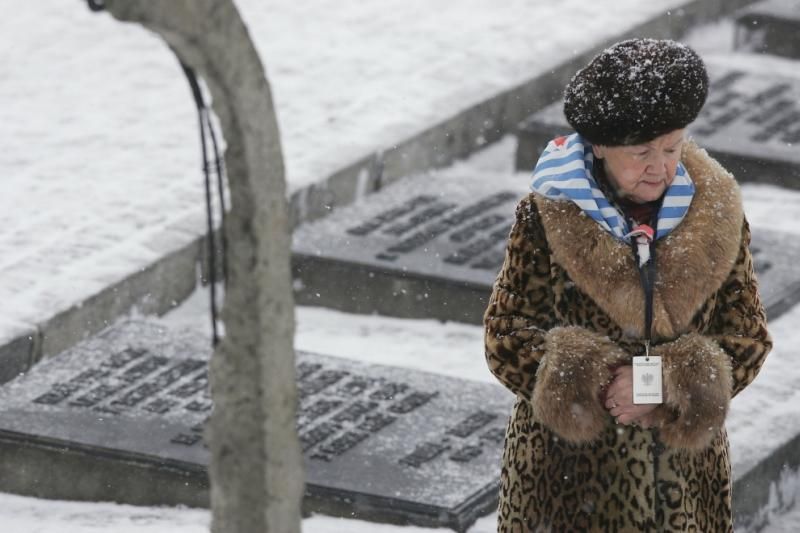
xmin=603 ymin=366 xmax=659 ymax=427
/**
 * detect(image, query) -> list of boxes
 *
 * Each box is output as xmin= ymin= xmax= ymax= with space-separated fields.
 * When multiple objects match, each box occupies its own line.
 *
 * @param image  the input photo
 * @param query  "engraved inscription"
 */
xmin=692 ymin=69 xmax=800 ymax=144
xmin=301 ymin=421 xmax=342 ymax=452
xmin=143 ymin=397 xmax=179 ymax=414
xmin=103 ymin=348 xmax=146 ymax=369
xmin=113 ymin=359 xmax=204 ymax=408
xmin=442 ymin=423 xmax=509 ymax=464
xmin=377 ymin=410 xmax=509 ymax=466
xmin=374 ymin=192 xmax=517 ymax=262
xmin=185 ymin=400 xmax=212 ymax=412
xmin=299 ymin=376 xmax=437 ymax=460
xmin=449 ymin=214 xmax=507 ymax=243
xmin=171 ymin=433 xmax=202 ymax=446
xmin=298 ymin=370 xmax=349 ymax=399
xmin=480 ymin=427 xmax=506 ymax=445
xmin=297 ymin=362 xmax=322 ymax=381
xmin=383 ymin=202 xmax=458 ymax=236
xmin=388 ymin=391 xmax=439 ymax=414
xmin=70 ymin=383 xmax=127 ymax=408
xmin=357 ymin=412 xmax=397 ymax=433
xmin=400 ymin=441 xmax=451 ymax=468
xmin=709 ymin=70 xmax=745 ymax=92
xmin=119 ymin=356 xmax=169 ymax=384
xmin=369 ymin=382 xmax=409 ymax=401
xmin=37 ymin=350 xmax=213 ymax=422
xmin=33 ymin=368 xmax=110 ymax=405
xmin=170 ymin=371 xmax=208 ymax=398
xmin=335 ymin=376 xmax=373 ymax=397
xmin=312 ymin=430 xmax=370 ymax=461
xmin=470 ymin=248 xmax=506 ymax=271
xmin=25 ymin=344 xmax=509 ymax=470
xmin=190 ymin=418 xmax=207 ymax=433
xmin=346 ymin=195 xmax=437 ymax=236
xmin=446 ymin=411 xmax=498 ymax=438
xmin=303 ymin=399 xmax=343 ymax=423
xmin=332 ymin=400 xmax=379 ymax=423
xmin=450 ymin=444 xmax=483 ymax=463
xmin=445 ymin=225 xmax=511 ymax=266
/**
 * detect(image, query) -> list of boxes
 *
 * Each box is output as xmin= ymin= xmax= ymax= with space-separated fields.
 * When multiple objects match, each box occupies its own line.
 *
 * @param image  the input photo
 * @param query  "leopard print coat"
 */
xmin=484 ymin=142 xmax=772 ymax=532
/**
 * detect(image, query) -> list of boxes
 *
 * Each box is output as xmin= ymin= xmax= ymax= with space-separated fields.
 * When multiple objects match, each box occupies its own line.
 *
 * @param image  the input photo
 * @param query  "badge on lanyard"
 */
xmin=633 ymin=344 xmax=663 ymax=404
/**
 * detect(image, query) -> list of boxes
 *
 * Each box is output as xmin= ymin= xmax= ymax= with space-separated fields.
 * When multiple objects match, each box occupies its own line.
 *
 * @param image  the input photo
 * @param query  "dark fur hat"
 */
xmin=564 ymin=38 xmax=708 ymax=146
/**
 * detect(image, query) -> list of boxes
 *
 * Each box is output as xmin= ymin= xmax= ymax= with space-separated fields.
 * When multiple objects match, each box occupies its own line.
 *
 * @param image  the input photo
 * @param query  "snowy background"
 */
xmin=5 ymin=136 xmax=800 ymax=533
xmin=2 ymin=1 xmax=800 ymax=532
xmin=0 ymin=0 xmax=687 ymax=332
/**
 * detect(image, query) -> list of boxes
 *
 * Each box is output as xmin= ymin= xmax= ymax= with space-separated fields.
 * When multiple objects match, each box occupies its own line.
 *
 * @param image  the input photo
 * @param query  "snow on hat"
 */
xmin=563 ymin=38 xmax=708 ymax=146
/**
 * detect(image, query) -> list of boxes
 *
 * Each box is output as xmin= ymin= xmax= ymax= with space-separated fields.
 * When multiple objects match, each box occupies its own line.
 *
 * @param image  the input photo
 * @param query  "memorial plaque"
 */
xmin=748 ymin=228 xmax=800 ymax=319
xmin=292 ymin=172 xmax=528 ymax=324
xmin=0 ymin=320 xmax=513 ymax=532
xmin=735 ymin=0 xmax=800 ymax=59
xmin=515 ymin=59 xmax=800 ymax=189
xmin=292 ymin=161 xmax=800 ymax=324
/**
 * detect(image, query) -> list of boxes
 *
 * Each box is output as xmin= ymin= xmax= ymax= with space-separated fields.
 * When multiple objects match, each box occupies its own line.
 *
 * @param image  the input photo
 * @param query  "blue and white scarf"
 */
xmin=530 ymin=133 xmax=694 ymax=243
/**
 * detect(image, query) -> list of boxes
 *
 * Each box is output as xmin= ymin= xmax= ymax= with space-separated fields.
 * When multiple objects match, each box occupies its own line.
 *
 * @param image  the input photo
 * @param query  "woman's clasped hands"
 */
xmin=602 ymin=366 xmax=660 ymax=428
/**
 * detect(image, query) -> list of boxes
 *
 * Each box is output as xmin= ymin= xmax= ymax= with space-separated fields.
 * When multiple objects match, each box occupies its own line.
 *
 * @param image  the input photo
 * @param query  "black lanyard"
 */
xmin=181 ymin=62 xmax=228 ymax=348
xmin=628 ymin=211 xmax=659 ymax=356
xmin=635 ymin=240 xmax=657 ymax=354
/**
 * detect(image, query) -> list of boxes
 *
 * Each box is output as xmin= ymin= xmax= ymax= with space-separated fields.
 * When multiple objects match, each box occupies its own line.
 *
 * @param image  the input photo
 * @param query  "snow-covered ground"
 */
xmin=3 ymin=0 xmax=689 ymax=192
xmin=3 ymin=136 xmax=799 ymax=532
xmin=0 ymin=0 xmax=692 ymax=339
xmin=4 ymin=1 xmax=800 ymax=532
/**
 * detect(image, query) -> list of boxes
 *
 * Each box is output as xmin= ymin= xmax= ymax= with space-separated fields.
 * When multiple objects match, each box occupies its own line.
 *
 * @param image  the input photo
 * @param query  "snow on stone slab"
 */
xmin=0 ymin=0 xmax=688 ymax=349
xmin=741 ymin=182 xmax=800 ymax=236
xmin=161 ymin=288 xmax=494 ymax=386
xmin=1 ymin=281 xmax=798 ymax=531
xmin=2 ymin=129 xmax=800 ymax=532
xmin=162 ymin=136 xmax=800 ymax=476
xmin=3 ymin=0 xmax=689 ymax=194
xmin=2 ymin=2 xmax=800 ymax=523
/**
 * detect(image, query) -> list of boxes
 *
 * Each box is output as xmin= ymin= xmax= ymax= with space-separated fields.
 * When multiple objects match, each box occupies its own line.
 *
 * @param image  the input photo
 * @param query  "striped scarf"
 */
xmin=530 ymin=133 xmax=694 ymax=243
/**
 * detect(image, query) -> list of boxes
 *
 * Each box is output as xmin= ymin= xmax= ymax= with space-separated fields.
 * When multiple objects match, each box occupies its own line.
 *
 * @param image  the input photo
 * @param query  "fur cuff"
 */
xmin=532 ymin=327 xmax=628 ymax=444
xmin=650 ymin=334 xmax=733 ymax=450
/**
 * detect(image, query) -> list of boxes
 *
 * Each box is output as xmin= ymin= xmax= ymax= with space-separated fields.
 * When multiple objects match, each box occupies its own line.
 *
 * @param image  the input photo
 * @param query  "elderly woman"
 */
xmin=484 ymin=39 xmax=771 ymax=532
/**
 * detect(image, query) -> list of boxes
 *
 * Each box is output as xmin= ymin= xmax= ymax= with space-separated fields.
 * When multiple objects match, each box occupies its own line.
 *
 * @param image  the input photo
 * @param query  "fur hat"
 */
xmin=564 ymin=38 xmax=708 ymax=146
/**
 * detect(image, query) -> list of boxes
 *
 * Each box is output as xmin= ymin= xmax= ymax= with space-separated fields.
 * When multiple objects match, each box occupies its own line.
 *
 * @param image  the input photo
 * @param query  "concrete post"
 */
xmin=102 ymin=1 xmax=303 ymax=531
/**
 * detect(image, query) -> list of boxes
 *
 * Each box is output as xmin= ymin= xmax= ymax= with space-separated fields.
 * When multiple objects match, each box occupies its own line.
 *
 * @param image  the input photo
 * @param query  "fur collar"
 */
xmin=534 ymin=141 xmax=744 ymax=341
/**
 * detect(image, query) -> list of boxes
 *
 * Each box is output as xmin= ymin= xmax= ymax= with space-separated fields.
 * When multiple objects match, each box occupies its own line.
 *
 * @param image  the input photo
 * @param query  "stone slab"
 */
xmin=515 ymin=59 xmax=800 ymax=189
xmin=0 ymin=320 xmax=513 ymax=532
xmin=735 ymin=0 xmax=800 ymax=58
xmin=283 ymin=0 xmax=764 ymax=226
xmin=748 ymin=228 xmax=800 ymax=320
xmin=0 ymin=233 xmax=203 ymax=389
xmin=0 ymin=0 xmax=763 ymax=389
xmin=733 ymin=431 xmax=800 ymax=531
xmin=292 ymin=165 xmax=800 ymax=324
xmin=292 ymin=171 xmax=529 ymax=324
xmin=0 ymin=323 xmax=37 ymax=385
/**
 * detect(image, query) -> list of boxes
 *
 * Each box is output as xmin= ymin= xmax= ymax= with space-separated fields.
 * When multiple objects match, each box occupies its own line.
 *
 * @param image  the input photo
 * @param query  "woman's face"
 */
xmin=592 ymin=129 xmax=685 ymax=204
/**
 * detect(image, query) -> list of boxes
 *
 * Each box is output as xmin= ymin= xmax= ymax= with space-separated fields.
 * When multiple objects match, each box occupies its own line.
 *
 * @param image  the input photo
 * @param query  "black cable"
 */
xmin=199 ymin=109 xmax=220 ymax=346
xmin=205 ymin=113 xmax=228 ymax=283
xmin=180 ymin=62 xmax=221 ymax=347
